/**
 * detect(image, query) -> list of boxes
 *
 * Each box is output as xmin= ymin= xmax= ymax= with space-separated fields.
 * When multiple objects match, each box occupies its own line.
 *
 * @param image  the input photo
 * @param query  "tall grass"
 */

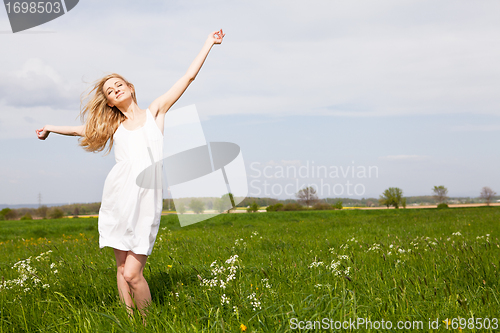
xmin=1 ymin=207 xmax=499 ymax=332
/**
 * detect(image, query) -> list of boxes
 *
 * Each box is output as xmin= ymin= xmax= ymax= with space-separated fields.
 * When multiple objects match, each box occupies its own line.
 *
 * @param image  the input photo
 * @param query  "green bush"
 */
xmin=312 ymin=202 xmax=334 ymax=210
xmin=1 ymin=208 xmax=17 ymax=220
xmin=334 ymin=200 xmax=343 ymax=210
xmin=283 ymin=203 xmax=303 ymax=211
xmin=20 ymin=213 xmax=33 ymax=220
xmin=247 ymin=201 xmax=259 ymax=213
xmin=437 ymin=203 xmax=449 ymax=209
xmin=266 ymin=203 xmax=284 ymax=212
xmin=49 ymin=208 xmax=64 ymax=219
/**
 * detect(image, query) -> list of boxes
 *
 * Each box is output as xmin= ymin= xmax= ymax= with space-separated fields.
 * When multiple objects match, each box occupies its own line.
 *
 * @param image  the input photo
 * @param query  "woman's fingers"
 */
xmin=212 ymin=29 xmax=224 ymax=39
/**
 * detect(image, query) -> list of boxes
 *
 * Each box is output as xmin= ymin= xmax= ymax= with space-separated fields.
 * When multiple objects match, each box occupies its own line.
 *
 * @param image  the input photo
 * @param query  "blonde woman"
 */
xmin=35 ymin=29 xmax=225 ymax=318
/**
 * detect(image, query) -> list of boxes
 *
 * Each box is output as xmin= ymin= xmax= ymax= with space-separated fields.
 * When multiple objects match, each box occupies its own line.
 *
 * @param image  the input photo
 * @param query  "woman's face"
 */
xmin=102 ymin=78 xmax=133 ymax=107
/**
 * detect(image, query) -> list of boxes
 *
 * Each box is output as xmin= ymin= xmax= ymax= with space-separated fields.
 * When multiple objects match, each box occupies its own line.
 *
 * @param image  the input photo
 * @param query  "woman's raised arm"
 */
xmin=149 ymin=29 xmax=225 ymax=116
xmin=36 ymin=124 xmax=85 ymax=140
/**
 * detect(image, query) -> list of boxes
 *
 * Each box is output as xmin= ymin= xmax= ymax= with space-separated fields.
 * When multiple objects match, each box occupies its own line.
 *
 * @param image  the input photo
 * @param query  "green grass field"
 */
xmin=1 ymin=207 xmax=499 ymax=332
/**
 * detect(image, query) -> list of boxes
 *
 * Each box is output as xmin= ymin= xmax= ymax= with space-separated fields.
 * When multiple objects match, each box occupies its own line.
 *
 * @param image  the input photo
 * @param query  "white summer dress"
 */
xmin=98 ymin=109 xmax=163 ymax=256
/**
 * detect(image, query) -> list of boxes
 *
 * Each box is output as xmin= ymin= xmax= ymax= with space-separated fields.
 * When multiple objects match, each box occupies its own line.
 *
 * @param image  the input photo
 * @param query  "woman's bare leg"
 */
xmin=122 ymin=251 xmax=151 ymax=316
xmin=114 ymin=249 xmax=134 ymax=316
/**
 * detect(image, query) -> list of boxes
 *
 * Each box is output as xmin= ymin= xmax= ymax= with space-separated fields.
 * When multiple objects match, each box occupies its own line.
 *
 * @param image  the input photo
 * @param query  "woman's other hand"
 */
xmin=209 ymin=29 xmax=225 ymax=45
xmin=35 ymin=126 xmax=50 ymax=140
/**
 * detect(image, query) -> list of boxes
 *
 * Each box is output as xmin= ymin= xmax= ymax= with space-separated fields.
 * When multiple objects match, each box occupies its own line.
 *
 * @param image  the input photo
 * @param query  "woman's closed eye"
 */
xmin=108 ymin=84 xmax=123 ymax=95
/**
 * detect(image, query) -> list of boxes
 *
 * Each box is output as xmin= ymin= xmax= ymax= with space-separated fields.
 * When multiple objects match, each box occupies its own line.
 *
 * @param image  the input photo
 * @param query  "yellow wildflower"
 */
xmin=240 ymin=324 xmax=247 ymax=332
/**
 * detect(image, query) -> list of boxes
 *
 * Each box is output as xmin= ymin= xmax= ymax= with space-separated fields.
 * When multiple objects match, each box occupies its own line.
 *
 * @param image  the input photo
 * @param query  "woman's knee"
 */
xmin=116 ymin=264 xmax=125 ymax=277
xmin=123 ymin=269 xmax=143 ymax=285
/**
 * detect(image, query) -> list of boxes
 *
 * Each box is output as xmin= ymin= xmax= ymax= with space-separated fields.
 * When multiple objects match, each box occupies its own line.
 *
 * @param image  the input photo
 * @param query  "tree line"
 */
xmin=1 ymin=185 xmax=497 ymax=220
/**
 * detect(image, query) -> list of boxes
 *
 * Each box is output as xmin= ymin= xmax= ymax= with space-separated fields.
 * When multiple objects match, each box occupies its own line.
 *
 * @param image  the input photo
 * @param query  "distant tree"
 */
xmin=1 ymin=208 xmax=18 ymax=220
xmin=49 ymin=208 xmax=64 ymax=219
xmin=432 ymin=186 xmax=448 ymax=204
xmin=247 ymin=201 xmax=259 ymax=213
xmin=0 ymin=208 xmax=10 ymax=220
xmin=73 ymin=207 xmax=80 ymax=216
xmin=266 ymin=203 xmax=284 ymax=212
xmin=20 ymin=213 xmax=33 ymax=220
xmin=312 ymin=202 xmax=334 ymax=210
xmin=79 ymin=206 xmax=89 ymax=215
xmin=295 ymin=186 xmax=319 ymax=207
xmin=402 ymin=197 xmax=407 ymax=209
xmin=222 ymin=193 xmax=235 ymax=213
xmin=480 ymin=187 xmax=497 ymax=206
xmin=379 ymin=187 xmax=404 ymax=209
xmin=206 ymin=201 xmax=213 ymax=210
xmin=36 ymin=205 xmax=48 ymax=219
xmin=189 ymin=199 xmax=205 ymax=214
xmin=214 ymin=197 xmax=226 ymax=213
xmin=333 ymin=200 xmax=343 ymax=210
xmin=176 ymin=202 xmax=186 ymax=214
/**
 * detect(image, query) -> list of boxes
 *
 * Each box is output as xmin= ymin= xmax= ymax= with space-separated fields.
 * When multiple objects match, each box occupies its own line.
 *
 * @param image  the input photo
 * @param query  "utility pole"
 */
xmin=38 ymin=192 xmax=42 ymax=208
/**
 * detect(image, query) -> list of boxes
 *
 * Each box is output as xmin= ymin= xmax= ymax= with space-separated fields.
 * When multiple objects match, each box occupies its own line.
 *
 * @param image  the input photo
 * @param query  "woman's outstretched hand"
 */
xmin=209 ymin=29 xmax=225 ymax=45
xmin=35 ymin=126 xmax=50 ymax=140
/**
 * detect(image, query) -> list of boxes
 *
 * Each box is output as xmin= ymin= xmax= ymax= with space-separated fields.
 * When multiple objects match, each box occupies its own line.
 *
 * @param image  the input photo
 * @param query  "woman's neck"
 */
xmin=118 ymin=103 xmax=142 ymax=120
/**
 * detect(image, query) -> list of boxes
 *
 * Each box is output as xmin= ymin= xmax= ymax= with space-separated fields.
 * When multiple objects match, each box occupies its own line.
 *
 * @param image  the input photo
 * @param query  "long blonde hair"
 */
xmin=78 ymin=73 xmax=137 ymax=155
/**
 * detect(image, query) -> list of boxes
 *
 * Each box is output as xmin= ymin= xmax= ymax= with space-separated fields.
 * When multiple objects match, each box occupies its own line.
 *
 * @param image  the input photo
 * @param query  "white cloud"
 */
xmin=0 ymin=58 xmax=81 ymax=109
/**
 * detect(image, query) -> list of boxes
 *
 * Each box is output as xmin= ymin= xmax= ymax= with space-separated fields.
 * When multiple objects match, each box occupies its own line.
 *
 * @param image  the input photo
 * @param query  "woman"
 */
xmin=35 ymin=29 xmax=225 ymax=317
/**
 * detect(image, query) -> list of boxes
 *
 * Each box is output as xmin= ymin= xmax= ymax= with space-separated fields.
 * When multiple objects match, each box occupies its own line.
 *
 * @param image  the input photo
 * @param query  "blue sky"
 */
xmin=1 ymin=0 xmax=499 ymax=205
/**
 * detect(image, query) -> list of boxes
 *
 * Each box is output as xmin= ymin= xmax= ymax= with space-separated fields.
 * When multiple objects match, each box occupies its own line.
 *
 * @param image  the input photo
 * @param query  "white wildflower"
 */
xmin=261 ymin=278 xmax=272 ymax=289
xmin=308 ymin=258 xmax=324 ymax=268
xmin=221 ymin=294 xmax=230 ymax=305
xmin=247 ymin=292 xmax=261 ymax=311
xmin=225 ymin=255 xmax=239 ymax=265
